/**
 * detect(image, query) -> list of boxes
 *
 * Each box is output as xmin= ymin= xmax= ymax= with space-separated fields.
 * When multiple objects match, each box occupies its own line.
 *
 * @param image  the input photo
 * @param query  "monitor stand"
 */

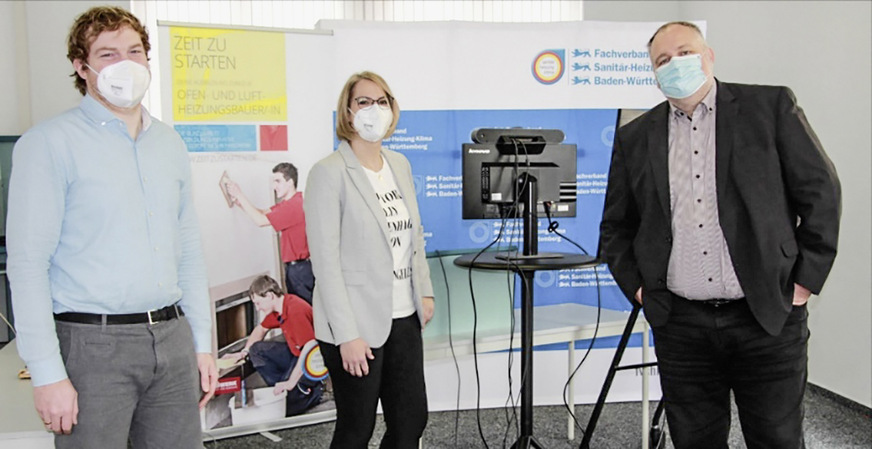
xmin=475 ymin=175 xmax=592 ymax=448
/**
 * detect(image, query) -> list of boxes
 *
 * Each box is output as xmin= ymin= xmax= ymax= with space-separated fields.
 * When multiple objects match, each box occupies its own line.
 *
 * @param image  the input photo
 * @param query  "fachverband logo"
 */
xmin=571 ymin=48 xmax=593 ymax=85
xmin=531 ymin=49 xmax=565 ymax=85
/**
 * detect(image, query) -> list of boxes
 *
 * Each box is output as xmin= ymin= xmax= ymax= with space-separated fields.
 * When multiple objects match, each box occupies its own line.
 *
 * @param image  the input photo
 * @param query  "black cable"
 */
xmin=509 ymin=259 xmax=534 ymax=447
xmin=500 ymin=255 xmax=526 ymax=448
xmin=468 ymin=219 xmax=511 ymax=449
xmin=495 ymin=137 xmax=542 ymax=447
xmin=470 ymin=137 xmax=538 ymax=448
xmin=542 ymin=201 xmax=605 ymax=436
xmin=543 ymin=201 xmax=588 ymax=256
xmin=562 ymin=265 xmax=603 ymax=435
xmin=434 ymin=250 xmax=462 ymax=447
xmin=501 ymin=258 xmax=518 ymax=448
xmin=503 ymin=137 xmax=529 ymax=444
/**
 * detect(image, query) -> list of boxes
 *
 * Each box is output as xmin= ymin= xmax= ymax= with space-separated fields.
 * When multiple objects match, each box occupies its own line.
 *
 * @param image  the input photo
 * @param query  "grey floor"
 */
xmin=203 ymin=384 xmax=871 ymax=448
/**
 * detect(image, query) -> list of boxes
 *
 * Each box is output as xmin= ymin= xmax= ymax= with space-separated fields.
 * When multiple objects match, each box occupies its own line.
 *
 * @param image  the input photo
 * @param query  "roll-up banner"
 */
xmin=158 ymin=19 xmax=703 ymax=436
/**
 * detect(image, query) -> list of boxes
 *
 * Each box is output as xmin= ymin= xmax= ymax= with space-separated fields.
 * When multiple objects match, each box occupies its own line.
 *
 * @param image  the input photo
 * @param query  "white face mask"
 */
xmin=87 ymin=60 xmax=151 ymax=109
xmin=352 ymin=105 xmax=394 ymax=142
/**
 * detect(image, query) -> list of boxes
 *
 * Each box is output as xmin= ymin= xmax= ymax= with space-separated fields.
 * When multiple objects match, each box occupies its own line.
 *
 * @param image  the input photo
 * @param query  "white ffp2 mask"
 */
xmin=87 ymin=60 xmax=151 ymax=109
xmin=352 ymin=105 xmax=393 ymax=142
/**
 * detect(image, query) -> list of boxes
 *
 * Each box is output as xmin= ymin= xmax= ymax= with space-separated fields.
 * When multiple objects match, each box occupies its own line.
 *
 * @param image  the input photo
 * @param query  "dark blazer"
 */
xmin=599 ymin=81 xmax=841 ymax=336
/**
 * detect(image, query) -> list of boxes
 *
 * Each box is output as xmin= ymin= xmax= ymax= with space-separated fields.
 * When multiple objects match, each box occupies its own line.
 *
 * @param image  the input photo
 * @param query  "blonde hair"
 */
xmin=335 ymin=71 xmax=400 ymax=142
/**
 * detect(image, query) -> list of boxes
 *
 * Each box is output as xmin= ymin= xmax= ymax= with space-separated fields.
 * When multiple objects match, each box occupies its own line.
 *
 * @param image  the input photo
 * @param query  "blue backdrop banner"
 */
xmin=343 ymin=108 xmax=631 ymax=313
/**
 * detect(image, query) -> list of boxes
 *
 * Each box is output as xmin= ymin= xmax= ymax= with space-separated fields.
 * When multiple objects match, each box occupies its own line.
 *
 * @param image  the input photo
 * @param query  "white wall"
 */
xmin=586 ymin=0 xmax=872 ymax=408
xmin=584 ymin=0 xmax=680 ymax=22
xmin=0 ymin=1 xmax=29 ymax=135
xmin=0 ymin=0 xmax=127 ymax=135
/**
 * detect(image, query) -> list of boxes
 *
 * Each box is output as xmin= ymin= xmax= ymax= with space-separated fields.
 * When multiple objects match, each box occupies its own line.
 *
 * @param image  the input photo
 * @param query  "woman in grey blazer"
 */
xmin=303 ymin=71 xmax=435 ymax=448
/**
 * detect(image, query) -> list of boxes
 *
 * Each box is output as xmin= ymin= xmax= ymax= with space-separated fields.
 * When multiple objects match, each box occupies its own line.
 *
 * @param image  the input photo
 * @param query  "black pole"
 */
xmin=520 ymin=269 xmax=535 ymax=437
xmin=511 ymin=174 xmax=542 ymax=449
xmin=520 ymin=172 xmax=537 ymax=436
xmin=520 ymin=173 xmax=538 ymax=257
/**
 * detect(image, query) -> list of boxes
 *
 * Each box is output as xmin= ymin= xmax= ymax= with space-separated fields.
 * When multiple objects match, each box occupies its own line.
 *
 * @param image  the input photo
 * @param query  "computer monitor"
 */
xmin=461 ymin=128 xmax=577 ymax=220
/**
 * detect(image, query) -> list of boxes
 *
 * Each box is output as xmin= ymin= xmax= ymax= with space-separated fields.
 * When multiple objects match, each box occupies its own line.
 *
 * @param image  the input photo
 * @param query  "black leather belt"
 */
xmin=54 ymin=304 xmax=184 ymax=325
xmin=287 ymin=258 xmax=310 ymax=265
xmin=698 ymin=297 xmax=745 ymax=307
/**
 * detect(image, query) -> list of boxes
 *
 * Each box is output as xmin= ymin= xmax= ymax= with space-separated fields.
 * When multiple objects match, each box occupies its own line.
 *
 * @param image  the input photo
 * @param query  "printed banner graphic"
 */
xmin=155 ymin=18 xmax=685 ymax=432
xmin=170 ymin=26 xmax=287 ymax=122
xmin=175 ymin=124 xmax=257 ymax=152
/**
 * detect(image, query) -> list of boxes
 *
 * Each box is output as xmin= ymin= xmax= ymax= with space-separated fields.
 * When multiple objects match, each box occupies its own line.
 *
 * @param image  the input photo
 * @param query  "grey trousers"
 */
xmin=54 ymin=317 xmax=202 ymax=449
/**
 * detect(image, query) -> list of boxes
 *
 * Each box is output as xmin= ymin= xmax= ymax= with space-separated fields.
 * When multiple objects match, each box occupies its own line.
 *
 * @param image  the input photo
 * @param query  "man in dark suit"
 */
xmin=599 ymin=21 xmax=840 ymax=448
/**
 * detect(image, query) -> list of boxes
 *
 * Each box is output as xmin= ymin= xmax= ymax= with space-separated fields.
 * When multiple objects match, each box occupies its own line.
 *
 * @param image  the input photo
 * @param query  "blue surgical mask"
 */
xmin=655 ymin=54 xmax=707 ymax=99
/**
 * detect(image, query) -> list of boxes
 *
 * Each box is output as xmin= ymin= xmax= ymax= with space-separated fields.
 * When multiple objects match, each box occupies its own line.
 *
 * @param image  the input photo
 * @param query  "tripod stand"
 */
xmin=580 ymin=304 xmax=666 ymax=449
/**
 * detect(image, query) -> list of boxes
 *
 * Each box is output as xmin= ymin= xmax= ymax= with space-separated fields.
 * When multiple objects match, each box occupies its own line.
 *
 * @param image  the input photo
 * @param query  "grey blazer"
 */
xmin=303 ymin=141 xmax=434 ymax=347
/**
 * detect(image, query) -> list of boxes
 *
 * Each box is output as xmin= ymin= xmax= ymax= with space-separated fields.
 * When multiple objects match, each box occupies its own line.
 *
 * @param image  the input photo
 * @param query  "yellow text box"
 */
xmin=171 ymin=27 xmax=286 ymax=122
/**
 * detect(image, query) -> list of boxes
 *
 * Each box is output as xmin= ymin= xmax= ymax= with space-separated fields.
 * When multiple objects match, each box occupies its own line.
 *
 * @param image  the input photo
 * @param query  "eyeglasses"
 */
xmin=353 ymin=96 xmax=392 ymax=109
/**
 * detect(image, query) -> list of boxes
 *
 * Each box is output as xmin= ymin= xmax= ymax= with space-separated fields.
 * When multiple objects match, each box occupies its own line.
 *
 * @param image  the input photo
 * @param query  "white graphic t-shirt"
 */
xmin=363 ymin=159 xmax=416 ymax=318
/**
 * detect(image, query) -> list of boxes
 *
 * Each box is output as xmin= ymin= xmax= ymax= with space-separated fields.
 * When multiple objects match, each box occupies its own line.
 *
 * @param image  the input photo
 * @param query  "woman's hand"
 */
xmin=422 ymin=296 xmax=435 ymax=327
xmin=339 ymin=338 xmax=374 ymax=377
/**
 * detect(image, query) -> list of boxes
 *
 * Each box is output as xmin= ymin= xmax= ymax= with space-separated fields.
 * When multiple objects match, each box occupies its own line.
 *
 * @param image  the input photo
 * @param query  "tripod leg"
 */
xmin=579 ymin=305 xmax=642 ymax=449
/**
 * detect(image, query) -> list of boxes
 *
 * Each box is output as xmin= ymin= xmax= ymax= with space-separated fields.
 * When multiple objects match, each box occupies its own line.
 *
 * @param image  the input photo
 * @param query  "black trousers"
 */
xmin=652 ymin=297 xmax=809 ymax=449
xmin=319 ymin=314 xmax=428 ymax=449
xmin=285 ymin=259 xmax=314 ymax=304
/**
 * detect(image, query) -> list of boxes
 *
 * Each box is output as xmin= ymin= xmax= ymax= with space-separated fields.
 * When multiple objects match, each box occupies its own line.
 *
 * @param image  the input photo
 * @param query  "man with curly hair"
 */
xmin=7 ymin=6 xmax=216 ymax=447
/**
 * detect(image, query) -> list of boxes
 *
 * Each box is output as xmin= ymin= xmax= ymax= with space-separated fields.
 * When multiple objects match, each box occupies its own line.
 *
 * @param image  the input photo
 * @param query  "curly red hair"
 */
xmin=67 ymin=6 xmax=150 ymax=95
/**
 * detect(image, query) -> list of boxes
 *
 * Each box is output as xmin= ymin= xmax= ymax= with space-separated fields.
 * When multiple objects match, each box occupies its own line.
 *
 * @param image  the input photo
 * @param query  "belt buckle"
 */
xmin=147 ymin=309 xmax=157 ymax=325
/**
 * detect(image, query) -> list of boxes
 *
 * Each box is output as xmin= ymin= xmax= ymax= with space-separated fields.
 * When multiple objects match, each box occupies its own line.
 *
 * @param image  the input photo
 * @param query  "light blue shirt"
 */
xmin=7 ymin=94 xmax=211 ymax=387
